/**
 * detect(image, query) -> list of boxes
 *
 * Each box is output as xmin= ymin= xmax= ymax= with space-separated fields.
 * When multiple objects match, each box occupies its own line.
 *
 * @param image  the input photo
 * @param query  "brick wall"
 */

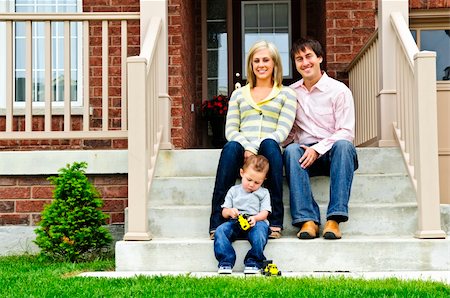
xmin=0 ymin=175 xmax=128 ymax=226
xmin=325 ymin=0 xmax=377 ymax=82
xmin=168 ymin=0 xmax=201 ymax=148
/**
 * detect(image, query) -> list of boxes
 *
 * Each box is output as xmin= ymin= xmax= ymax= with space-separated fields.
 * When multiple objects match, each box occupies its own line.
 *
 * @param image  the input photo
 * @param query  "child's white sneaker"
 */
xmin=243 ymin=266 xmax=260 ymax=274
xmin=218 ymin=266 xmax=232 ymax=274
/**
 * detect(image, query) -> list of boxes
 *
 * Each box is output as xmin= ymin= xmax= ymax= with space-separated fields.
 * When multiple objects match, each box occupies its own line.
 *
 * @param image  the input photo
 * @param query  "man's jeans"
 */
xmin=209 ymin=139 xmax=284 ymax=232
xmin=283 ymin=140 xmax=358 ymax=227
xmin=214 ymin=220 xmax=269 ymax=268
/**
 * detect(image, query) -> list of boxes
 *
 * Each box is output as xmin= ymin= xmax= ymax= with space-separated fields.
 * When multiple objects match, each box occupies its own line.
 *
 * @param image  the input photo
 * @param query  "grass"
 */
xmin=0 ymin=255 xmax=448 ymax=297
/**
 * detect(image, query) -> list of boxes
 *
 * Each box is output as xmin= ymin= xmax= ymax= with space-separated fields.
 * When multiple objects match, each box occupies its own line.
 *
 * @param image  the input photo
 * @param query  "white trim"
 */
xmin=0 ymin=150 xmax=128 ymax=175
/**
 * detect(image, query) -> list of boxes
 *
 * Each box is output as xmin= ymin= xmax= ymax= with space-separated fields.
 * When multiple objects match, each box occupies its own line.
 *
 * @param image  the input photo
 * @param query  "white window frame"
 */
xmin=0 ymin=0 xmax=84 ymax=110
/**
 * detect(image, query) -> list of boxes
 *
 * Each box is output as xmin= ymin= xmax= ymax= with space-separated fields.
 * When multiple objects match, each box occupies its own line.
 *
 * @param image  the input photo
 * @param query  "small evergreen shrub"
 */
xmin=34 ymin=162 xmax=112 ymax=262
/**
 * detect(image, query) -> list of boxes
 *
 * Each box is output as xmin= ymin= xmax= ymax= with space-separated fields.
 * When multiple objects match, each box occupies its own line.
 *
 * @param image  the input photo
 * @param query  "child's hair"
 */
xmin=290 ymin=37 xmax=324 ymax=61
xmin=246 ymin=40 xmax=283 ymax=88
xmin=242 ymin=155 xmax=270 ymax=176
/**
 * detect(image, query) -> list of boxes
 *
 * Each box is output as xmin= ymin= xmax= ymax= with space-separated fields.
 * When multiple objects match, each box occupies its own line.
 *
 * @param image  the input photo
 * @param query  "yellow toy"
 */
xmin=261 ymin=260 xmax=282 ymax=276
xmin=237 ymin=214 xmax=251 ymax=231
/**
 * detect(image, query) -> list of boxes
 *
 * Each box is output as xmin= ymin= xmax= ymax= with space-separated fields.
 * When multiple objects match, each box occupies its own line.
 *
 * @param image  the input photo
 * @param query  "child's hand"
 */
xmin=223 ymin=208 xmax=240 ymax=219
xmin=248 ymin=216 xmax=256 ymax=227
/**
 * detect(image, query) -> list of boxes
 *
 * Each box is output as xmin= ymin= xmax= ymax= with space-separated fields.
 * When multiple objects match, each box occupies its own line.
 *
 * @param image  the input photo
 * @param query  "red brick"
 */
xmin=102 ymin=199 xmax=126 ymax=212
xmin=32 ymin=186 xmax=54 ymax=199
xmin=0 ymin=201 xmax=14 ymax=213
xmin=93 ymin=175 xmax=127 ymax=185
xmin=0 ymin=177 xmax=16 ymax=186
xmin=16 ymin=200 xmax=51 ymax=213
xmin=0 ymin=187 xmax=30 ymax=199
xmin=110 ymin=212 xmax=124 ymax=224
xmin=99 ymin=186 xmax=128 ymax=198
xmin=0 ymin=214 xmax=30 ymax=225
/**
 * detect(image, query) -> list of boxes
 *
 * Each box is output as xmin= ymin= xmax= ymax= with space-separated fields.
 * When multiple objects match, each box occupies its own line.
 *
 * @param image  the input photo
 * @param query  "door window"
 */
xmin=241 ymin=1 xmax=291 ymax=79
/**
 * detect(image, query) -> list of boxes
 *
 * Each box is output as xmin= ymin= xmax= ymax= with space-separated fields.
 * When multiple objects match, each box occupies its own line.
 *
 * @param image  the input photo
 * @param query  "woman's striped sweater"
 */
xmin=225 ymin=84 xmax=298 ymax=154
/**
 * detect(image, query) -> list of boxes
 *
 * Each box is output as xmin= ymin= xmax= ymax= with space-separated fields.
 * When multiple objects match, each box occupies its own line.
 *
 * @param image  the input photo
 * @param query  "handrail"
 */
xmin=0 ymin=12 xmax=140 ymax=21
xmin=390 ymin=12 xmax=445 ymax=239
xmin=124 ymin=17 xmax=163 ymax=241
xmin=390 ymin=12 xmax=417 ymax=70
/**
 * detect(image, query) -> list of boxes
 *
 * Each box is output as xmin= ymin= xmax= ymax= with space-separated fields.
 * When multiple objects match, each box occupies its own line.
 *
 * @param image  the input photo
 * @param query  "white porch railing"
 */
xmin=390 ymin=12 xmax=445 ymax=238
xmin=124 ymin=17 xmax=163 ymax=240
xmin=347 ymin=31 xmax=379 ymax=147
xmin=348 ymin=1 xmax=445 ymax=239
xmin=0 ymin=13 xmax=139 ymax=139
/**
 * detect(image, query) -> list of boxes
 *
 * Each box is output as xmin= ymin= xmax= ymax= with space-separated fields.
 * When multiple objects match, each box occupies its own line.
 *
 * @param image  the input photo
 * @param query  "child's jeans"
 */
xmin=214 ymin=220 xmax=269 ymax=269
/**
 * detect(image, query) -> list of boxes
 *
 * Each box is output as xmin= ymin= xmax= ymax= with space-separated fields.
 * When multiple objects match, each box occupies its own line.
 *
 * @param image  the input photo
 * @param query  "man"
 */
xmin=283 ymin=38 xmax=358 ymax=240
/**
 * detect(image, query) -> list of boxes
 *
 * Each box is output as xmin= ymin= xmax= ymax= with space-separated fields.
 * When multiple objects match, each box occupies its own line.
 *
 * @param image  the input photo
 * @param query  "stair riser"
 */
xmin=155 ymin=148 xmax=406 ymax=177
xmin=147 ymin=205 xmax=418 ymax=238
xmin=116 ymin=239 xmax=449 ymax=272
xmin=150 ymin=175 xmax=415 ymax=206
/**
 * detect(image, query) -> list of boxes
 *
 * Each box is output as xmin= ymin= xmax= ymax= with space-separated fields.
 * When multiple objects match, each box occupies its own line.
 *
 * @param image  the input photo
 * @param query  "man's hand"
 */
xmin=247 ymin=216 xmax=256 ymax=227
xmin=299 ymin=145 xmax=319 ymax=169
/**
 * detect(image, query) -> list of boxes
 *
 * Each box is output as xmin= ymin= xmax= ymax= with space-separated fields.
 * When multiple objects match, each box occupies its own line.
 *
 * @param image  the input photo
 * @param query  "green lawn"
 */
xmin=0 ymin=255 xmax=448 ymax=297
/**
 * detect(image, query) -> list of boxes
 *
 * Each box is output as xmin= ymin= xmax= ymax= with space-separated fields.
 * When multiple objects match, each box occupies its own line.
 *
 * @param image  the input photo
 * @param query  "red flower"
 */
xmin=201 ymin=94 xmax=229 ymax=118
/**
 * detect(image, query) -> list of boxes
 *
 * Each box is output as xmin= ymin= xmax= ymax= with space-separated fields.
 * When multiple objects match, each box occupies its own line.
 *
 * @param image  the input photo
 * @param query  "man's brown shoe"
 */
xmin=296 ymin=221 xmax=319 ymax=239
xmin=323 ymin=220 xmax=342 ymax=239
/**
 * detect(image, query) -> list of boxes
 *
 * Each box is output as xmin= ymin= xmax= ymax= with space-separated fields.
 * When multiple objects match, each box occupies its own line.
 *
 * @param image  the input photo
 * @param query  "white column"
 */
xmin=377 ymin=0 xmax=408 ymax=147
xmin=140 ymin=0 xmax=172 ymax=149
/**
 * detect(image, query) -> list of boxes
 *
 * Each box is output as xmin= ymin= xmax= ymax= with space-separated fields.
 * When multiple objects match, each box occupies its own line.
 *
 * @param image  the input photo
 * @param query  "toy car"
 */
xmin=261 ymin=260 xmax=282 ymax=276
xmin=237 ymin=214 xmax=251 ymax=231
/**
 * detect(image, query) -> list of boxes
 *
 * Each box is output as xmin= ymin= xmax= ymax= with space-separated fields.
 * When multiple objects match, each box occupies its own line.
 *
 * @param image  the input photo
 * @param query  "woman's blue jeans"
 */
xmin=283 ymin=140 xmax=358 ymax=227
xmin=209 ymin=139 xmax=284 ymax=232
xmin=214 ymin=220 xmax=269 ymax=268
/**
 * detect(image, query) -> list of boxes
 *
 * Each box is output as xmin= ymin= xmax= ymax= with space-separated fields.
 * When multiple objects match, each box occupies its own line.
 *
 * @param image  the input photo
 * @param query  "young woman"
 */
xmin=209 ymin=40 xmax=297 ymax=239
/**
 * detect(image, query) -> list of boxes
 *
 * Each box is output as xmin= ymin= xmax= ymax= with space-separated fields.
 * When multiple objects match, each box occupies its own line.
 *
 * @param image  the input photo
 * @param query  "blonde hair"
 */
xmin=246 ymin=40 xmax=283 ymax=88
xmin=243 ymin=155 xmax=270 ymax=176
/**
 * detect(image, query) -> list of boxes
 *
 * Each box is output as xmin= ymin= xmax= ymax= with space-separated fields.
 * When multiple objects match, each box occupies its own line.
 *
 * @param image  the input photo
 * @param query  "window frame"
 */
xmin=409 ymin=10 xmax=450 ymax=86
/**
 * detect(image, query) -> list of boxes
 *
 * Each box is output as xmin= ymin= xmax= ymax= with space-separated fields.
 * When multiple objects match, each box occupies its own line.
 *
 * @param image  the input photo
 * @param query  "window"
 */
xmin=241 ymin=0 xmax=291 ymax=79
xmin=0 ymin=0 xmax=83 ymax=107
xmin=206 ymin=0 xmax=228 ymax=100
xmin=410 ymin=12 xmax=450 ymax=82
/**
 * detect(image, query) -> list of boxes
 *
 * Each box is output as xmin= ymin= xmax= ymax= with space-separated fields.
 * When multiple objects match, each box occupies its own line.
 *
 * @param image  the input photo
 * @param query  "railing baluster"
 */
xmin=6 ymin=21 xmax=13 ymax=132
xmin=102 ymin=20 xmax=109 ymax=131
xmin=121 ymin=20 xmax=127 ymax=131
xmin=64 ymin=21 xmax=71 ymax=131
xmin=25 ymin=21 xmax=32 ymax=132
xmin=83 ymin=20 xmax=90 ymax=132
xmin=44 ymin=21 xmax=52 ymax=132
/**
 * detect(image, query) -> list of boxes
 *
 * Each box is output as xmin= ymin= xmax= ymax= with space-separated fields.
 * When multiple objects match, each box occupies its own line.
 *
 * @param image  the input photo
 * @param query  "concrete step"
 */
xmin=115 ymin=236 xmax=450 ymax=272
xmin=147 ymin=203 xmax=418 ymax=238
xmin=150 ymin=174 xmax=415 ymax=206
xmin=154 ymin=147 xmax=406 ymax=177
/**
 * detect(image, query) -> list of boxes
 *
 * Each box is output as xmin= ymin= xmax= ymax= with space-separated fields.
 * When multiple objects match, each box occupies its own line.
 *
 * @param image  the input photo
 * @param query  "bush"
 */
xmin=34 ymin=162 xmax=112 ymax=262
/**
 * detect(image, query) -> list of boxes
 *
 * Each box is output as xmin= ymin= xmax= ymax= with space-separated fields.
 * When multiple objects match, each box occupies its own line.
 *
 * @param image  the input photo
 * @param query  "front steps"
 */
xmin=116 ymin=148 xmax=449 ymax=272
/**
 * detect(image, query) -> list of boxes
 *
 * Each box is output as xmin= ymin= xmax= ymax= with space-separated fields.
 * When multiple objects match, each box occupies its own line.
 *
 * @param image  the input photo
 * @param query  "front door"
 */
xmin=230 ymin=0 xmax=303 ymax=89
xmin=203 ymin=0 xmax=304 ymax=101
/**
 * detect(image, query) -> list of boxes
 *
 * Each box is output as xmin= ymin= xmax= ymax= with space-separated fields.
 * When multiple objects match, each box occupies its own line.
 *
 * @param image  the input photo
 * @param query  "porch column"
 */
xmin=377 ymin=0 xmax=408 ymax=147
xmin=140 ymin=0 xmax=172 ymax=149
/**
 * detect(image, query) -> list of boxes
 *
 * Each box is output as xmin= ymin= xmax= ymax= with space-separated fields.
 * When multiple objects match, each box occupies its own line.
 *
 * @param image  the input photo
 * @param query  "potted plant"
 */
xmin=201 ymin=94 xmax=229 ymax=148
